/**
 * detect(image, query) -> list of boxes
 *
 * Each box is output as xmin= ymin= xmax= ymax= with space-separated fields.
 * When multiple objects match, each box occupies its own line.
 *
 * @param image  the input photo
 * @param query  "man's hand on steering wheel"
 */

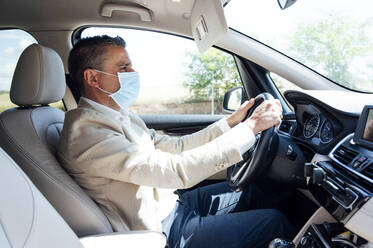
xmin=226 ymin=93 xmax=283 ymax=191
xmin=226 ymin=98 xmax=256 ymax=128
xmin=226 ymin=98 xmax=283 ymax=134
xmin=244 ymin=99 xmax=283 ymax=135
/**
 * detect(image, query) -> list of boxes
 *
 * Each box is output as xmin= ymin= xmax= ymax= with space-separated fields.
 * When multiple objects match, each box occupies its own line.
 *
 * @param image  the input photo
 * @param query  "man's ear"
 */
xmin=83 ymin=69 xmax=100 ymax=88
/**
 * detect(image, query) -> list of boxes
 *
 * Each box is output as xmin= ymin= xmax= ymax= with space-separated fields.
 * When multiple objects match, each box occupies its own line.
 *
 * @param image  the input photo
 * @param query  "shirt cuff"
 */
xmin=216 ymin=118 xmax=231 ymax=133
xmin=227 ymin=122 xmax=256 ymax=154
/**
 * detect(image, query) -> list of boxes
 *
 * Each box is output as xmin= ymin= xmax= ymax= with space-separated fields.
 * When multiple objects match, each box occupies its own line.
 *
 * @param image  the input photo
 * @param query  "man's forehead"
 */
xmin=104 ymin=45 xmax=131 ymax=65
xmin=116 ymin=57 xmax=131 ymax=66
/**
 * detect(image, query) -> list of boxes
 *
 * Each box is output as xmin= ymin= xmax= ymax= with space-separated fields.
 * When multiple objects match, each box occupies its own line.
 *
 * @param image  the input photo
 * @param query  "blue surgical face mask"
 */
xmin=94 ymin=70 xmax=140 ymax=109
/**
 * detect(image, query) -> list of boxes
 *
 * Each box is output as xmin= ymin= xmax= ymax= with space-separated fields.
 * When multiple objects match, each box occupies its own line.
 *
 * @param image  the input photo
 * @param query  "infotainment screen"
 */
xmin=354 ymin=105 xmax=373 ymax=149
xmin=363 ymin=109 xmax=373 ymax=142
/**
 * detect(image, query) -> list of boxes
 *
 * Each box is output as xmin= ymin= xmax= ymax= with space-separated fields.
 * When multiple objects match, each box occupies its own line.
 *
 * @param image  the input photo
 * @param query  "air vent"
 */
xmin=361 ymin=162 xmax=373 ymax=178
xmin=279 ymin=121 xmax=294 ymax=134
xmin=333 ymin=145 xmax=359 ymax=166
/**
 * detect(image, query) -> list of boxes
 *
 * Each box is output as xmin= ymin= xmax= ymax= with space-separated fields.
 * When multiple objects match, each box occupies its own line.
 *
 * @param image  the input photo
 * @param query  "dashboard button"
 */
xmin=352 ymin=161 xmax=361 ymax=168
xmin=352 ymin=156 xmax=367 ymax=168
xmin=358 ymin=156 xmax=367 ymax=163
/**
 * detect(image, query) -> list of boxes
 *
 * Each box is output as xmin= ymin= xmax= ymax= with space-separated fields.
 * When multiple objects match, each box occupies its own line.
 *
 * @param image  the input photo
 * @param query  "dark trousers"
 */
xmin=162 ymin=182 xmax=295 ymax=248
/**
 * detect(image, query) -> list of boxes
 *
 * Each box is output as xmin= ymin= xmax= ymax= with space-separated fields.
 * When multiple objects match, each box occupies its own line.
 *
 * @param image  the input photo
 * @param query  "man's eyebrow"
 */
xmin=118 ymin=61 xmax=132 ymax=67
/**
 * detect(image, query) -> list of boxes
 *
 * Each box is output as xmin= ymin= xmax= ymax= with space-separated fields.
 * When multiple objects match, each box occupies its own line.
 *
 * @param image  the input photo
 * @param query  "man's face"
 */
xmin=98 ymin=45 xmax=134 ymax=93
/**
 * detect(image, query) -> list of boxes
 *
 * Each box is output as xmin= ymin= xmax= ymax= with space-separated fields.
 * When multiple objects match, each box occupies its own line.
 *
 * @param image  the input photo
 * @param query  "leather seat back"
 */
xmin=0 ymin=44 xmax=113 ymax=237
xmin=0 ymin=146 xmax=167 ymax=247
xmin=0 ymin=147 xmax=83 ymax=248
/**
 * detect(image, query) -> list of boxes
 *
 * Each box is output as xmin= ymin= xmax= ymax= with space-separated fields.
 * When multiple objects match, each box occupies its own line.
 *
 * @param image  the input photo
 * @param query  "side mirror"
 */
xmin=223 ymin=86 xmax=247 ymax=113
xmin=277 ymin=0 xmax=297 ymax=10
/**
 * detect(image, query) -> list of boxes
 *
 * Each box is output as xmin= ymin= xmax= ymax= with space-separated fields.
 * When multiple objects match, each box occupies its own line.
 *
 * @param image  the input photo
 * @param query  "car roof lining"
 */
xmin=0 ymin=0 xmax=195 ymax=36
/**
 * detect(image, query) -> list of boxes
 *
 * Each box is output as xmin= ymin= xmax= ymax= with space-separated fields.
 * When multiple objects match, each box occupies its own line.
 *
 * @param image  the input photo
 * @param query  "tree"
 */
xmin=183 ymin=48 xmax=241 ymax=107
xmin=289 ymin=14 xmax=373 ymax=90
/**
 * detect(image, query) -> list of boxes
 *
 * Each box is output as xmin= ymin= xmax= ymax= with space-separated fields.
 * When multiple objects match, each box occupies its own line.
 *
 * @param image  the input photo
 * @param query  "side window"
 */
xmin=270 ymin=72 xmax=302 ymax=110
xmin=270 ymin=72 xmax=302 ymax=96
xmin=0 ymin=30 xmax=64 ymax=112
xmin=81 ymin=28 xmax=241 ymax=115
xmin=0 ymin=30 xmax=37 ymax=112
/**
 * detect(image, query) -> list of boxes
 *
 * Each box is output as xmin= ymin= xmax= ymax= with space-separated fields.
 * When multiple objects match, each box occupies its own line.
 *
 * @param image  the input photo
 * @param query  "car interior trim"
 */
xmin=329 ymin=133 xmax=373 ymax=185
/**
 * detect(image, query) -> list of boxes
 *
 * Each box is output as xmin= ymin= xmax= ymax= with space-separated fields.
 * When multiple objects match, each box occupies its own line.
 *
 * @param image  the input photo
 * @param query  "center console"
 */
xmin=298 ymin=223 xmax=367 ymax=248
xmin=293 ymin=106 xmax=373 ymax=247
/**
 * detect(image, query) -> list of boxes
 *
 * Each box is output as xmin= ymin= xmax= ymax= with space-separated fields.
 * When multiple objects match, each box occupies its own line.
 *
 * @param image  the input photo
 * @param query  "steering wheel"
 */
xmin=227 ymin=93 xmax=279 ymax=191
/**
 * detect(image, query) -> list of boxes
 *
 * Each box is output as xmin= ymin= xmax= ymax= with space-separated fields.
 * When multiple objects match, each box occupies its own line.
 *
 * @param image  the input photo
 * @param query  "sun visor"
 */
xmin=191 ymin=0 xmax=228 ymax=53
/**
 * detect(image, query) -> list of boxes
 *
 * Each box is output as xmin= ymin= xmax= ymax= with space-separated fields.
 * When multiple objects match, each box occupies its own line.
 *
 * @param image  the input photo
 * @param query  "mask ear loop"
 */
xmin=97 ymin=87 xmax=113 ymax=95
xmin=92 ymin=69 xmax=118 ymax=77
xmin=91 ymin=69 xmax=120 ymax=95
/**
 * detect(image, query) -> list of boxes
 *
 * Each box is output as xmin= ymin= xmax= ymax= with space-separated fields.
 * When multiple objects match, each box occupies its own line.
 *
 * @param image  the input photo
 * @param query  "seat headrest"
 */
xmin=10 ymin=44 xmax=66 ymax=106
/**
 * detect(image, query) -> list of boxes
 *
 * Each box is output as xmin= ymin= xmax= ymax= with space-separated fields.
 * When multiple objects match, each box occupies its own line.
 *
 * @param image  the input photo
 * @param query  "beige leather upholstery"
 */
xmin=10 ymin=44 xmax=66 ymax=106
xmin=0 ymin=147 xmax=83 ymax=248
xmin=0 ymin=44 xmax=167 ymax=247
xmin=0 ymin=147 xmax=167 ymax=248
xmin=80 ymin=231 xmax=166 ymax=248
xmin=345 ymin=197 xmax=373 ymax=242
xmin=0 ymin=44 xmax=113 ymax=237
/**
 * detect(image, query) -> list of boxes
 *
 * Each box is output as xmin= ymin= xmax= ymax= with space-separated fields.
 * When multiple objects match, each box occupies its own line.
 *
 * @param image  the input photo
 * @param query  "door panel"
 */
xmin=141 ymin=114 xmax=229 ymax=183
xmin=140 ymin=114 xmax=227 ymax=135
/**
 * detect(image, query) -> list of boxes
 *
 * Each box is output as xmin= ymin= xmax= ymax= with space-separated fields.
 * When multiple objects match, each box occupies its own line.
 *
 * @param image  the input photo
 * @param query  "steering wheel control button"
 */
xmin=268 ymin=238 xmax=295 ymax=248
xmin=286 ymin=145 xmax=293 ymax=155
xmin=286 ymin=145 xmax=297 ymax=160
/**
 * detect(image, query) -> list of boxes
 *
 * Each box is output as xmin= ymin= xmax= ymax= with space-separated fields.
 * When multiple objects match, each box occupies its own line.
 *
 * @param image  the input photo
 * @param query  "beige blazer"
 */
xmin=58 ymin=98 xmax=243 ymax=231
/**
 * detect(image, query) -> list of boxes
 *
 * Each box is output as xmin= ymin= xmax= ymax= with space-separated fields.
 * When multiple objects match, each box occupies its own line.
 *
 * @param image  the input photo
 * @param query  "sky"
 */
xmin=0 ymin=30 xmax=36 ymax=91
xmin=225 ymin=0 xmax=373 ymax=43
xmin=224 ymin=0 xmax=373 ymax=93
xmin=1 ymin=0 xmax=373 ymax=95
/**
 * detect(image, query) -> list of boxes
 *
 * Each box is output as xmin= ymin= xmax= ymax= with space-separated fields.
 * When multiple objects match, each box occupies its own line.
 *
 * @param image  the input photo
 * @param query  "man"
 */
xmin=58 ymin=35 xmax=294 ymax=248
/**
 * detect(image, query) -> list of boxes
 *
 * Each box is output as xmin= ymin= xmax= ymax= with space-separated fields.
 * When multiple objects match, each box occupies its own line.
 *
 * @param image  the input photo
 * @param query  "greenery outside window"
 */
xmin=225 ymin=0 xmax=373 ymax=93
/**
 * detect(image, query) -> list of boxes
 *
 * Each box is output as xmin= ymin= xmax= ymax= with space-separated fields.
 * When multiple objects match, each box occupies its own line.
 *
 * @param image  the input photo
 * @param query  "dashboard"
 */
xmin=276 ymin=90 xmax=373 ymax=244
xmin=282 ymin=90 xmax=359 ymax=155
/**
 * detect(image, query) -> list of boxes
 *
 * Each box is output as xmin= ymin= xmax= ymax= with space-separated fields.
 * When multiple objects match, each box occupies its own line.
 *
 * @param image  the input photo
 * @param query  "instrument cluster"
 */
xmin=284 ymin=90 xmax=360 ymax=155
xmin=303 ymin=114 xmax=334 ymax=144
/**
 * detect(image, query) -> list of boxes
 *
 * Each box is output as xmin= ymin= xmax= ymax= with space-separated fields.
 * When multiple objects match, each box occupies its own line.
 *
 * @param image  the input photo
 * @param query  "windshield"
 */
xmin=224 ymin=0 xmax=373 ymax=93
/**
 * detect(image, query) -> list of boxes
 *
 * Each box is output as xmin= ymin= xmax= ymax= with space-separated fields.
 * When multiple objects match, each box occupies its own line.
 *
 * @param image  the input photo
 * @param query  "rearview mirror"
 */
xmin=223 ymin=86 xmax=247 ymax=113
xmin=277 ymin=0 xmax=297 ymax=10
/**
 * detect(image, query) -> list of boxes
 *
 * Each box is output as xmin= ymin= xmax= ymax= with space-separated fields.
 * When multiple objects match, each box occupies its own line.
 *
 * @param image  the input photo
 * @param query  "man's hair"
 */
xmin=68 ymin=35 xmax=126 ymax=93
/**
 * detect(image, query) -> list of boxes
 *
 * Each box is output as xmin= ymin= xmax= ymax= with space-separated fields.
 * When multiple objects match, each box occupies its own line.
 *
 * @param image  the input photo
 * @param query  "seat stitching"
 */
xmin=20 ymin=159 xmax=37 ymax=247
xmin=0 ymin=149 xmax=36 ymax=248
xmin=0 ymin=220 xmax=13 ymax=248
xmin=35 ymin=45 xmax=43 ymax=102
